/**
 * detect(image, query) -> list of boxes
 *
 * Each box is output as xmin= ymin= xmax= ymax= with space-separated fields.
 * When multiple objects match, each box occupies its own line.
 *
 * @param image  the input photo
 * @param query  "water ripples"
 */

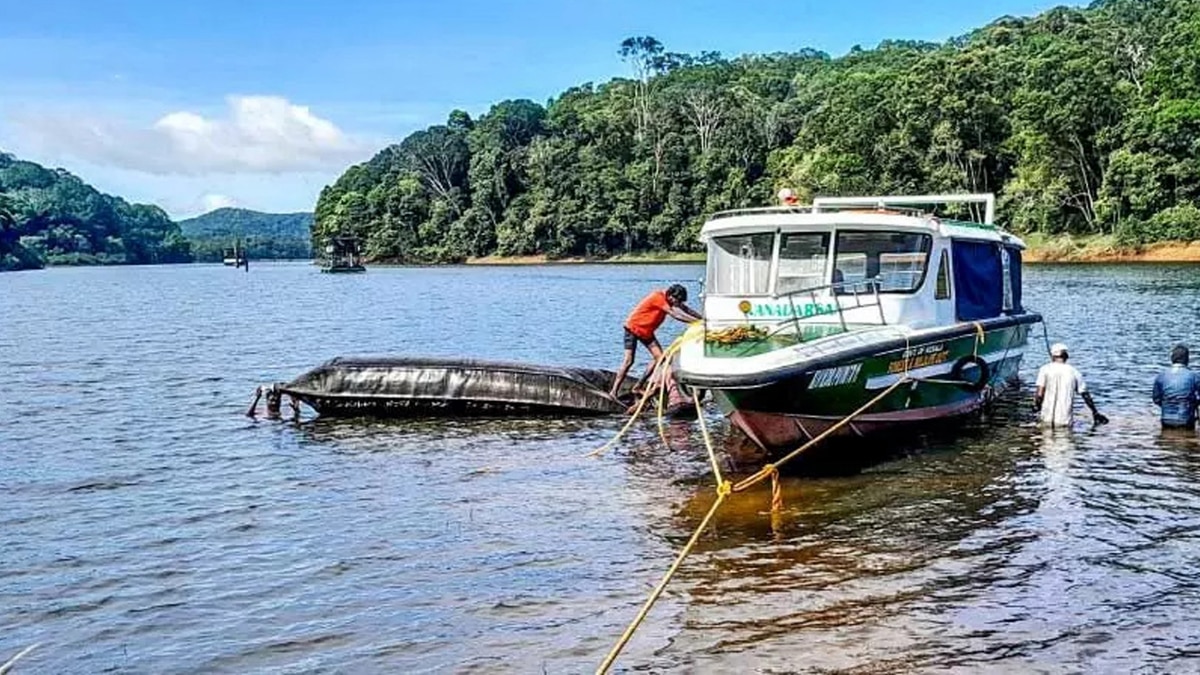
xmin=5 ymin=262 xmax=1200 ymax=672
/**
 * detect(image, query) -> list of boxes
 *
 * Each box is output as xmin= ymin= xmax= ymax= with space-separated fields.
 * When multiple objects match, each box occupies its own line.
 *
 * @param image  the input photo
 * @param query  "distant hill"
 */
xmin=178 ymin=208 xmax=313 ymax=261
xmin=0 ymin=152 xmax=191 ymax=271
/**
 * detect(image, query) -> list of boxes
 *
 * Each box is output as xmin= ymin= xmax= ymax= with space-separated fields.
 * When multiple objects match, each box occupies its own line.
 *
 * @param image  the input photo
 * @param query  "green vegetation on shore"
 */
xmin=0 ymin=152 xmax=191 ymax=271
xmin=179 ymin=208 xmax=313 ymax=262
xmin=462 ymin=250 xmax=706 ymax=265
xmin=315 ymin=0 xmax=1200 ymax=265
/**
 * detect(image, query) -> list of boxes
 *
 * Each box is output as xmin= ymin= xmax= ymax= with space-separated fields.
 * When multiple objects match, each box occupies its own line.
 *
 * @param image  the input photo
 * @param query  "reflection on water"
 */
xmin=5 ymin=262 xmax=1200 ymax=672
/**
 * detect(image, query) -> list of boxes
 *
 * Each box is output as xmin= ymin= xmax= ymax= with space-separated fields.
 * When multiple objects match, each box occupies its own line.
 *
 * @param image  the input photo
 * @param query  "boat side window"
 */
xmin=935 ymin=249 xmax=952 ymax=299
xmin=833 ymin=231 xmax=932 ymax=294
xmin=707 ymin=233 xmax=775 ymax=295
xmin=776 ymin=232 xmax=830 ymax=296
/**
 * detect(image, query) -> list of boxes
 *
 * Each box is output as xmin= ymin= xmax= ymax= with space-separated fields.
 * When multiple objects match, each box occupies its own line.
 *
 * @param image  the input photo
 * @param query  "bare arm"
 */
xmin=1081 ymin=391 xmax=1108 ymax=424
xmin=670 ymin=302 xmax=703 ymax=322
xmin=245 ymin=386 xmax=263 ymax=417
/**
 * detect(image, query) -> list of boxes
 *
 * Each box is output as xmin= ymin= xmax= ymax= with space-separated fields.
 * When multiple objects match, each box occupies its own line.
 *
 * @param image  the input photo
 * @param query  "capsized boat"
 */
xmin=277 ymin=356 xmax=696 ymax=418
xmin=675 ymin=193 xmax=1042 ymax=452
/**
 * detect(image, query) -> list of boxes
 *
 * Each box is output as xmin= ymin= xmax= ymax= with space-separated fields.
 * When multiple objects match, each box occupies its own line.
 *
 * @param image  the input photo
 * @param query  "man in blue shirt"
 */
xmin=1152 ymin=344 xmax=1200 ymax=430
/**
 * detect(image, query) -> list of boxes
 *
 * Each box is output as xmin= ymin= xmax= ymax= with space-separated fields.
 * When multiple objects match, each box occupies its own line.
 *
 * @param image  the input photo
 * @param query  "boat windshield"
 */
xmin=776 ymin=232 xmax=831 ymax=295
xmin=707 ymin=233 xmax=774 ymax=295
xmin=833 ymin=231 xmax=931 ymax=294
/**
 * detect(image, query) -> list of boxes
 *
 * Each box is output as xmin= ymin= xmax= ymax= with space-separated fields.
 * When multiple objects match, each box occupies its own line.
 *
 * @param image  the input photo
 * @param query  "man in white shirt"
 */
xmin=1035 ymin=343 xmax=1108 ymax=428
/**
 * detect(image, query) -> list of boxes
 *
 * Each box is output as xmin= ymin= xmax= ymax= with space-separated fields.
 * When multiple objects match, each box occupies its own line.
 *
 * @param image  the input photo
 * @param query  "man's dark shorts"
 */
xmin=623 ymin=328 xmax=654 ymax=351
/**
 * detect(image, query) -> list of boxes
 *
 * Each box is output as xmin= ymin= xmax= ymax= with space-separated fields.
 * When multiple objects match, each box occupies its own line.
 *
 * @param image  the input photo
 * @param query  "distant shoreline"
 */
xmin=192 ymin=241 xmax=1200 ymax=266
xmin=1021 ymin=235 xmax=1200 ymax=264
xmin=18 ymin=238 xmax=1200 ymax=271
xmin=463 ymin=238 xmax=1200 ymax=266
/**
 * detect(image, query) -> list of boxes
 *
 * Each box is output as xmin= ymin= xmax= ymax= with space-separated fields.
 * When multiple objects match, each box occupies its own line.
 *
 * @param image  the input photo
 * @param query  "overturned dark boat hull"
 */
xmin=280 ymin=356 xmax=634 ymax=417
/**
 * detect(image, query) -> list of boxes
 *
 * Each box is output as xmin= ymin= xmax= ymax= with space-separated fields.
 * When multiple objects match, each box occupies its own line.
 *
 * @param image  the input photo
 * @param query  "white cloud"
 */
xmin=201 ymin=193 xmax=238 ymax=212
xmin=11 ymin=95 xmax=372 ymax=175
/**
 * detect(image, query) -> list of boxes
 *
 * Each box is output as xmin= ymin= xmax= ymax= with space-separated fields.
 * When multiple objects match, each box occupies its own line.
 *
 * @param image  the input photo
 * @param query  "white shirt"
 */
xmin=1036 ymin=361 xmax=1087 ymax=428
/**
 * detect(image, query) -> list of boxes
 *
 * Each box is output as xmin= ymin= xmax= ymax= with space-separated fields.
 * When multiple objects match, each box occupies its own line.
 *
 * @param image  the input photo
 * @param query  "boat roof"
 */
xmin=700 ymin=194 xmax=1027 ymax=249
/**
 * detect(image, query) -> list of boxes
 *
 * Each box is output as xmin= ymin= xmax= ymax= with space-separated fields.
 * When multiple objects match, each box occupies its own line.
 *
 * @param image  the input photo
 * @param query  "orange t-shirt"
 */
xmin=625 ymin=290 xmax=672 ymax=340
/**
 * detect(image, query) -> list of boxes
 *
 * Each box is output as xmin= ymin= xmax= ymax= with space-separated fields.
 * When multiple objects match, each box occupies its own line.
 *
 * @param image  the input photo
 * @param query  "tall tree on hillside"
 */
xmin=1004 ymin=8 xmax=1128 ymax=233
xmin=619 ymin=36 xmax=665 ymax=143
xmin=468 ymin=99 xmax=547 ymax=256
xmin=400 ymin=124 xmax=470 ymax=214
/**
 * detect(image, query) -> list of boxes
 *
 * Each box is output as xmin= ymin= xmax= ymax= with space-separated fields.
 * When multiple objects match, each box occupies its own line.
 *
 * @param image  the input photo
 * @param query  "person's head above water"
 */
xmin=1050 ymin=343 xmax=1069 ymax=361
xmin=666 ymin=284 xmax=687 ymax=306
xmin=1172 ymin=343 xmax=1190 ymax=365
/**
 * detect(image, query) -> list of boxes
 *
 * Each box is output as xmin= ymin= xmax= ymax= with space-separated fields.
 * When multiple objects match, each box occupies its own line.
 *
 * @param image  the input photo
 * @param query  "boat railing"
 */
xmin=708 ymin=193 xmax=997 ymax=226
xmin=772 ymin=278 xmax=887 ymax=336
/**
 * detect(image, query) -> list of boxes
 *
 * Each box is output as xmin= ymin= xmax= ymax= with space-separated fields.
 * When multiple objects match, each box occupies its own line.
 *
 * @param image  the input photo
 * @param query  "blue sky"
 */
xmin=0 ymin=0 xmax=1078 ymax=219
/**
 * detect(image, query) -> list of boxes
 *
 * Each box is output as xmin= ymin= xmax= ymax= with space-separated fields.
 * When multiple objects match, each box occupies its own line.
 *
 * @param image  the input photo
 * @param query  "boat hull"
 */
xmin=275 ymin=356 xmax=695 ymax=419
xmin=688 ymin=316 xmax=1038 ymax=453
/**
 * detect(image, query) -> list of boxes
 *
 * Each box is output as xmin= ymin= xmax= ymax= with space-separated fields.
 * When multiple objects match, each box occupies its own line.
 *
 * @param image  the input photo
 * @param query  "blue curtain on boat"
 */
xmin=1007 ymin=246 xmax=1023 ymax=313
xmin=952 ymin=240 xmax=1003 ymax=320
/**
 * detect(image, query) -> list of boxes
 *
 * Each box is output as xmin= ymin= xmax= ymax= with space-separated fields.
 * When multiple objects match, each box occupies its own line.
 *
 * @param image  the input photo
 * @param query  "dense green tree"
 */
xmin=0 ymin=152 xmax=191 ymax=269
xmin=0 ymin=192 xmax=44 ymax=270
xmin=179 ymin=208 xmax=313 ymax=262
xmin=314 ymin=0 xmax=1200 ymax=263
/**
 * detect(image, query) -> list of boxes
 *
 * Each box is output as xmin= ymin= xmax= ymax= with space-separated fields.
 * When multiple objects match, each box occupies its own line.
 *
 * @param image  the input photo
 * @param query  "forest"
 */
xmin=0 ymin=153 xmax=192 ymax=271
xmin=313 ymin=0 xmax=1200 ymax=263
xmin=179 ymin=208 xmax=313 ymax=262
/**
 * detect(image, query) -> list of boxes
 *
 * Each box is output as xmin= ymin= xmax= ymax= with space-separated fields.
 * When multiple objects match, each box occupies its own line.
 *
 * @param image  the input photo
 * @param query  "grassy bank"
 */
xmin=1022 ymin=234 xmax=1200 ymax=263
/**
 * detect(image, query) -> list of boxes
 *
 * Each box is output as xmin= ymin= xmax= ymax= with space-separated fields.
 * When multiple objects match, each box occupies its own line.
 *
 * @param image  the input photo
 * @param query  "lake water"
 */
xmin=4 ymin=262 xmax=1200 ymax=673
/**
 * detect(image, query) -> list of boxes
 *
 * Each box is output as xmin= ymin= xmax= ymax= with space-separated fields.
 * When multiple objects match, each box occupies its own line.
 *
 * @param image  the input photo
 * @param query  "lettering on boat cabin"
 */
xmin=886 ymin=342 xmax=949 ymax=374
xmin=744 ymin=301 xmax=837 ymax=319
xmin=809 ymin=362 xmax=863 ymax=389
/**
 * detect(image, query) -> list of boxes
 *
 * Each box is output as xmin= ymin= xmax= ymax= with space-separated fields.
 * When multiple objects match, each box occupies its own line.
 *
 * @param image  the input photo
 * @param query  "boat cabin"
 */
xmin=699 ymin=194 xmax=1026 ymax=350
xmin=321 ymin=235 xmax=366 ymax=273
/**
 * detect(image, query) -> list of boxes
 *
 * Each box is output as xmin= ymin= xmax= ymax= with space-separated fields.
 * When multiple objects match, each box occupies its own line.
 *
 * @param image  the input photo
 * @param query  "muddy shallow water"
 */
xmin=4 ymin=262 xmax=1200 ymax=672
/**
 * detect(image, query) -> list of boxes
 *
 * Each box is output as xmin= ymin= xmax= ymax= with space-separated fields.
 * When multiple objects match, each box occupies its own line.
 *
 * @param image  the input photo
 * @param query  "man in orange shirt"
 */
xmin=608 ymin=284 xmax=703 ymax=400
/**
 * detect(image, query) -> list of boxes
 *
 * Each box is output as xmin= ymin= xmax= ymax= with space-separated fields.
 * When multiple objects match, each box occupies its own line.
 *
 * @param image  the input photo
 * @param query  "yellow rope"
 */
xmin=769 ymin=465 xmax=783 ymax=514
xmin=586 ymin=382 xmax=657 ymax=458
xmin=0 ymin=644 xmax=39 ymax=675
xmin=732 ymin=377 xmax=910 ymax=493
xmin=596 ymin=483 xmax=730 ymax=675
xmin=693 ymin=388 xmax=724 ymax=487
xmin=597 ymin=374 xmax=911 ymax=671
xmin=588 ymin=323 xmax=704 ymax=458
xmin=593 ymin=318 xmax=923 ymax=671
xmin=904 ymin=333 xmax=912 ymax=378
xmin=656 ymin=364 xmax=671 ymax=451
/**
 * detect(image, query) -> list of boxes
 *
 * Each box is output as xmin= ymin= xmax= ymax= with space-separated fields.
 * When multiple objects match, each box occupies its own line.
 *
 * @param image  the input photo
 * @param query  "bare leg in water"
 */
xmin=610 ymin=340 xmax=664 ymax=403
xmin=609 ymin=347 xmax=636 ymax=400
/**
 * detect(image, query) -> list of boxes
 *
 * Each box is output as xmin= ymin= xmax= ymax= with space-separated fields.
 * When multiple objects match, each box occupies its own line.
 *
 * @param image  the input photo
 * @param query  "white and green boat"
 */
xmin=676 ymin=194 xmax=1042 ymax=453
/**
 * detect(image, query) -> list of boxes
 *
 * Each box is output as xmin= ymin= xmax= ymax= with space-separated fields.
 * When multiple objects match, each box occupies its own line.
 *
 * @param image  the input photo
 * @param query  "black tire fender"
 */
xmin=950 ymin=355 xmax=990 ymax=392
